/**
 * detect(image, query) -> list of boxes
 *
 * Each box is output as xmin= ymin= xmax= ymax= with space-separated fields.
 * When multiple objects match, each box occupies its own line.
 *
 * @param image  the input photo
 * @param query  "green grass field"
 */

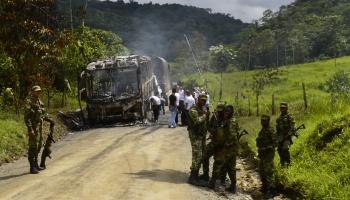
xmin=184 ymin=56 xmax=350 ymax=199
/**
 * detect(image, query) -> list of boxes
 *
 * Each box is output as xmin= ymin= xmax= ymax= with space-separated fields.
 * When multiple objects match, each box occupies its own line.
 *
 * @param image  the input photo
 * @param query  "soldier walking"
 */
xmin=187 ymin=94 xmax=209 ymax=186
xmin=201 ymin=102 xmax=226 ymax=182
xmin=24 ymin=86 xmax=55 ymax=174
xmin=276 ymin=102 xmax=295 ymax=167
xmin=209 ymin=105 xmax=239 ymax=193
xmin=256 ymin=115 xmax=277 ymax=195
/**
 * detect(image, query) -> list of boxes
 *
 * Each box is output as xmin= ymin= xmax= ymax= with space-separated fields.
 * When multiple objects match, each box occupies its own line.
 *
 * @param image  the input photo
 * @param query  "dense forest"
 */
xmin=235 ymin=0 xmax=350 ymax=70
xmin=54 ymin=0 xmax=247 ymax=60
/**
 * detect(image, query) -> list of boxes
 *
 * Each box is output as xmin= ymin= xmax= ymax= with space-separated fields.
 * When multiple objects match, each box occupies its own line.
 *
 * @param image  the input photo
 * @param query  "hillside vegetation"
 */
xmin=54 ymin=0 xmax=247 ymax=60
xmin=184 ymin=56 xmax=350 ymax=199
xmin=235 ymin=0 xmax=350 ymax=70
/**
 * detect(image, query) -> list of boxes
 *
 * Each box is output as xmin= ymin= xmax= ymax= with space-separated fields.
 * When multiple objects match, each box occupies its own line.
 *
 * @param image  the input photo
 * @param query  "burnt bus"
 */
xmin=78 ymin=55 xmax=157 ymax=124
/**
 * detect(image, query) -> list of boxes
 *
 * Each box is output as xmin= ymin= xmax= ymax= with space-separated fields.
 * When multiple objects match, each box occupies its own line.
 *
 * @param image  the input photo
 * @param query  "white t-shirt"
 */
xmin=175 ymin=93 xmax=180 ymax=106
xmin=206 ymin=94 xmax=210 ymax=106
xmin=179 ymin=89 xmax=185 ymax=101
xmin=150 ymin=96 xmax=161 ymax=106
xmin=184 ymin=95 xmax=195 ymax=110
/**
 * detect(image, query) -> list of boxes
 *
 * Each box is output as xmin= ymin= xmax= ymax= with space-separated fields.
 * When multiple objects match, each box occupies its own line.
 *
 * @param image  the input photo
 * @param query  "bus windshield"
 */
xmin=90 ymin=68 xmax=139 ymax=99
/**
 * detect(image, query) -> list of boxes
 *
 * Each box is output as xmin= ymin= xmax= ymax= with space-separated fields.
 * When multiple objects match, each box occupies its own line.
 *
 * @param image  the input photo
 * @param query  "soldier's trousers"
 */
xmin=202 ymin=142 xmax=215 ymax=174
xmin=28 ymin=132 xmax=42 ymax=165
xmin=258 ymin=150 xmax=275 ymax=190
xmin=189 ymin=130 xmax=206 ymax=172
xmin=278 ymin=141 xmax=290 ymax=166
xmin=212 ymin=152 xmax=237 ymax=185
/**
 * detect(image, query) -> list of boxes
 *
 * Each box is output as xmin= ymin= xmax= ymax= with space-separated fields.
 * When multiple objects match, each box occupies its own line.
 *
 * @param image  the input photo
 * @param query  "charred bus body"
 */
xmin=79 ymin=55 xmax=165 ymax=124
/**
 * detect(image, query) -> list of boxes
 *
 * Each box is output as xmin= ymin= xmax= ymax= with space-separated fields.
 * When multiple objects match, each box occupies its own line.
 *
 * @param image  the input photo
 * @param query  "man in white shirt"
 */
xmin=175 ymin=88 xmax=180 ymax=124
xmin=183 ymin=90 xmax=195 ymax=126
xmin=149 ymin=96 xmax=161 ymax=122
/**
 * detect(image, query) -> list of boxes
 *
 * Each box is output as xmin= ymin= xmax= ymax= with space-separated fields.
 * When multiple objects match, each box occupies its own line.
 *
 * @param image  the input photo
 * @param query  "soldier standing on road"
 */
xmin=24 ymin=86 xmax=55 ymax=174
xmin=201 ymin=102 xmax=226 ymax=182
xmin=276 ymin=102 xmax=295 ymax=167
xmin=209 ymin=105 xmax=239 ymax=193
xmin=187 ymin=94 xmax=209 ymax=186
xmin=256 ymin=115 xmax=277 ymax=195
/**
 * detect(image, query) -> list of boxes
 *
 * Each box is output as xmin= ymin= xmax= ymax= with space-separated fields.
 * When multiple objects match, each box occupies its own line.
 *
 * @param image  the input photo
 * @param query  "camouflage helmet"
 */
xmin=216 ymin=102 xmax=226 ymax=112
xmin=32 ymin=85 xmax=42 ymax=92
xmin=280 ymin=102 xmax=288 ymax=108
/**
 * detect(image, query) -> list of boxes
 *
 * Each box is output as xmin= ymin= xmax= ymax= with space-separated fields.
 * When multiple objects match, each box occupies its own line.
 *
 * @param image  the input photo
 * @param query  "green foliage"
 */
xmin=0 ymin=112 xmax=26 ymax=163
xmin=236 ymin=0 xmax=350 ymax=70
xmin=54 ymin=0 xmax=247 ymax=60
xmin=209 ymin=45 xmax=237 ymax=72
xmin=324 ymin=70 xmax=350 ymax=96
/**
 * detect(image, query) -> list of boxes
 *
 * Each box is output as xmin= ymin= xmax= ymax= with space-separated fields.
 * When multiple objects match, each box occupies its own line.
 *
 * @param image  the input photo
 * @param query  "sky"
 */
xmin=121 ymin=0 xmax=295 ymax=22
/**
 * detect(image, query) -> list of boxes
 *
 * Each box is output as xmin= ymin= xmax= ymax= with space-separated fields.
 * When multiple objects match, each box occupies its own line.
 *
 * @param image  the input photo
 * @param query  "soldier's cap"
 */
xmin=198 ymin=94 xmax=208 ymax=101
xmin=32 ymin=85 xmax=42 ymax=92
xmin=280 ymin=102 xmax=288 ymax=108
xmin=261 ymin=115 xmax=270 ymax=121
xmin=216 ymin=102 xmax=226 ymax=111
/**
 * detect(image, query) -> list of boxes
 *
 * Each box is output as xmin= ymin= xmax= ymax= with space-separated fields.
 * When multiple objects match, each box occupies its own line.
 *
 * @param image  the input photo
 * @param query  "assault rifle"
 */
xmin=292 ymin=124 xmax=306 ymax=138
xmin=237 ymin=129 xmax=249 ymax=141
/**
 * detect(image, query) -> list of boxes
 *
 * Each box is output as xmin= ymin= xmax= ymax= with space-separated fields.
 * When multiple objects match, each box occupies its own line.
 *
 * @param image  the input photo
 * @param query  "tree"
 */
xmin=0 ymin=0 xmax=65 ymax=110
xmin=251 ymin=69 xmax=281 ymax=116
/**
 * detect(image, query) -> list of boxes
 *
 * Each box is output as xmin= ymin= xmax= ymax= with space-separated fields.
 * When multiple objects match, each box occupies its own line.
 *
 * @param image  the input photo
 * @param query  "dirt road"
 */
xmin=0 ymin=118 xmax=287 ymax=200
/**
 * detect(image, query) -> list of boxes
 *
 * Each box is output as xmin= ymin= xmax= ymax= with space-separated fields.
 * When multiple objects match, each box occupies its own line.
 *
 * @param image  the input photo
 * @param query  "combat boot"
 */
xmin=199 ymin=171 xmax=210 ymax=181
xmin=188 ymin=170 xmax=207 ymax=187
xmin=226 ymin=183 xmax=236 ymax=194
xmin=29 ymin=161 xmax=39 ymax=174
xmin=39 ymin=157 xmax=47 ymax=170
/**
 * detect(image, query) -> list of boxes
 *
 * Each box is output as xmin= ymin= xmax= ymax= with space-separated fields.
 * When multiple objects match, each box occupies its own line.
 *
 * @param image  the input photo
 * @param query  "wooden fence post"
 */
xmin=302 ymin=82 xmax=308 ymax=110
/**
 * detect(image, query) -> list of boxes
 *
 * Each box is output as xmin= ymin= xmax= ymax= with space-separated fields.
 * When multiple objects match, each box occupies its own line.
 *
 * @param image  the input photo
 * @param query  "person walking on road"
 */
xmin=24 ymin=85 xmax=55 ymax=174
xmin=187 ymin=94 xmax=209 ymax=186
xmin=149 ymin=95 xmax=161 ymax=123
xmin=168 ymin=88 xmax=177 ymax=128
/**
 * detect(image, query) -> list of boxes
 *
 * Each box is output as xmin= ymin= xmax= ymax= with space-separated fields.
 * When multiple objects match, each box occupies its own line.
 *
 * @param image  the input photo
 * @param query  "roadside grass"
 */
xmin=0 ymin=93 xmax=78 ymax=164
xmin=183 ymin=56 xmax=350 ymax=199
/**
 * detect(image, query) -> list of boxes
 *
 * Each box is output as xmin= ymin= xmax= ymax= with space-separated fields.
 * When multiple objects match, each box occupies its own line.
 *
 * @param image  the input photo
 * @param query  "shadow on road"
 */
xmin=0 ymin=172 xmax=29 ymax=181
xmin=126 ymin=169 xmax=189 ymax=184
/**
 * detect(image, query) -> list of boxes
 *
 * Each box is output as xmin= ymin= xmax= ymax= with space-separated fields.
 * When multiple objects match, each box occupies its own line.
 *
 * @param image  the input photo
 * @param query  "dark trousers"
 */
xmin=152 ymin=105 xmax=161 ymax=121
xmin=181 ymin=109 xmax=189 ymax=126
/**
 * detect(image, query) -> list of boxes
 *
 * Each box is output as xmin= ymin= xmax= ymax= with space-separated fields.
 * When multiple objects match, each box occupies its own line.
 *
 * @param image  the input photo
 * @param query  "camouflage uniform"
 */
xmin=210 ymin=111 xmax=239 ymax=192
xmin=187 ymin=95 xmax=209 ymax=186
xmin=24 ymin=86 xmax=54 ymax=173
xmin=276 ymin=103 xmax=295 ymax=167
xmin=257 ymin=115 xmax=277 ymax=193
xmin=202 ymin=104 xmax=226 ymax=181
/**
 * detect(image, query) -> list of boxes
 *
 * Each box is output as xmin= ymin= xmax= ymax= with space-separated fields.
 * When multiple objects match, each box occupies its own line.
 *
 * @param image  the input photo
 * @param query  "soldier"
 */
xmin=201 ymin=102 xmax=226 ymax=182
xmin=24 ymin=86 xmax=55 ymax=174
xmin=209 ymin=105 xmax=239 ymax=193
xmin=187 ymin=94 xmax=209 ymax=186
xmin=276 ymin=102 xmax=295 ymax=167
xmin=256 ymin=115 xmax=277 ymax=195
